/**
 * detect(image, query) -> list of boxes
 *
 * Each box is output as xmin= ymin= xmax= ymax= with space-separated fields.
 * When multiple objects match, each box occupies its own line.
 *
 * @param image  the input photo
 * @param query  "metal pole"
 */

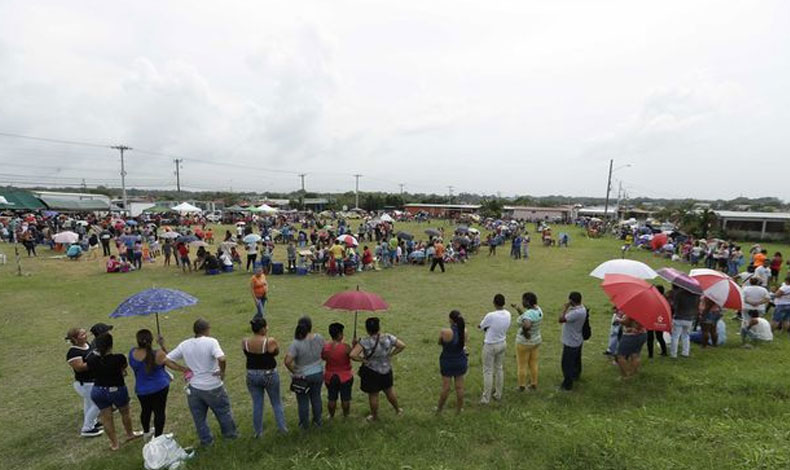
xmin=174 ymin=158 xmax=182 ymax=194
xmin=111 ymin=145 xmax=131 ymax=214
xmin=353 ymin=174 xmax=362 ymax=209
xmin=603 ymin=159 xmax=613 ymax=218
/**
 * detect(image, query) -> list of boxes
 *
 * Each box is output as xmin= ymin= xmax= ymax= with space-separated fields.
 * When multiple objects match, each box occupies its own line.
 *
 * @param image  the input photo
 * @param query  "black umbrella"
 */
xmin=453 ymin=236 xmax=470 ymax=247
xmin=425 ymin=228 xmax=440 ymax=237
xmin=176 ymin=234 xmax=198 ymax=243
xmin=456 ymin=225 xmax=469 ymax=234
xmin=397 ymin=231 xmax=413 ymax=240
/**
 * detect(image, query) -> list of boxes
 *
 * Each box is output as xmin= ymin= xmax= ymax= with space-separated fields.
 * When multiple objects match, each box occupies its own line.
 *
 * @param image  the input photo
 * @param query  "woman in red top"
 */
xmin=771 ymin=252 xmax=783 ymax=285
xmin=321 ymin=323 xmax=353 ymax=418
xmin=362 ymin=246 xmax=374 ymax=269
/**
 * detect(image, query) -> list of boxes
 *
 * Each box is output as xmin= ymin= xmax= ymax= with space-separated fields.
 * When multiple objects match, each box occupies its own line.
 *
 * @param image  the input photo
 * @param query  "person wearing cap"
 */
xmin=65 ymin=327 xmax=103 ymax=438
xmin=250 ymin=265 xmax=268 ymax=321
xmin=166 ymin=319 xmax=237 ymax=445
xmin=89 ymin=323 xmax=114 ymax=350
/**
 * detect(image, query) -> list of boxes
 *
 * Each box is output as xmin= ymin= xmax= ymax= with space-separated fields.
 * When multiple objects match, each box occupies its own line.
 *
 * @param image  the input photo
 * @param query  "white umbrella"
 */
xmin=189 ymin=240 xmax=209 ymax=248
xmin=243 ymin=234 xmax=262 ymax=244
xmin=53 ymin=231 xmax=79 ymax=244
xmin=590 ymin=259 xmax=658 ymax=280
xmin=160 ymin=231 xmax=180 ymax=239
xmin=380 ymin=213 xmax=394 ymax=222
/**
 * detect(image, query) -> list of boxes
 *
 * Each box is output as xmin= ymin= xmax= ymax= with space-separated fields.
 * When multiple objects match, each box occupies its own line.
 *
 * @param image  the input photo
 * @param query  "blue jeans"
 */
xmin=246 ymin=370 xmax=287 ymax=437
xmin=607 ymin=322 xmax=621 ymax=354
xmin=670 ymin=319 xmax=694 ymax=358
xmin=186 ymin=385 xmax=238 ymax=445
xmin=295 ymin=372 xmax=323 ymax=429
xmin=253 ymin=297 xmax=267 ymax=320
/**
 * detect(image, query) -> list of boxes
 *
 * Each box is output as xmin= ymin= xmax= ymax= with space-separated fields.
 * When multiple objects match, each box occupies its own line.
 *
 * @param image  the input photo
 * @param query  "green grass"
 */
xmin=1 ymin=222 xmax=790 ymax=470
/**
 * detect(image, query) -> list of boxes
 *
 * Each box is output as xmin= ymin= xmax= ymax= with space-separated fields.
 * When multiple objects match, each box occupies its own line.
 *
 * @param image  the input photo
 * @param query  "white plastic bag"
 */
xmin=143 ymin=433 xmax=194 ymax=470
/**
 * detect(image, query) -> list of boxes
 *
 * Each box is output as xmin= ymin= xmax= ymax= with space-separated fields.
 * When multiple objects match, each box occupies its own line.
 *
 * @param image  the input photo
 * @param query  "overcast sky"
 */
xmin=0 ymin=1 xmax=788 ymax=200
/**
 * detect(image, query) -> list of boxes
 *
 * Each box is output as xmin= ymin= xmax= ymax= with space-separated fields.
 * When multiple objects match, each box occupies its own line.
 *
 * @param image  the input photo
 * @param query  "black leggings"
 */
xmin=138 ymin=386 xmax=169 ymax=436
xmin=646 ymin=330 xmax=667 ymax=358
xmin=246 ymin=254 xmax=257 ymax=270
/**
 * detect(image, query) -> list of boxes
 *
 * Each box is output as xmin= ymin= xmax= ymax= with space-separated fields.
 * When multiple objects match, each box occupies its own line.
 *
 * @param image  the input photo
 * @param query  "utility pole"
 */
xmin=81 ymin=178 xmax=87 ymax=191
xmin=111 ymin=145 xmax=131 ymax=214
xmin=299 ymin=173 xmax=306 ymax=192
xmin=603 ymin=159 xmax=613 ymax=219
xmin=399 ymin=183 xmax=405 ymax=197
xmin=447 ymin=185 xmax=454 ymax=204
xmin=174 ymin=158 xmax=183 ymax=195
xmin=353 ymin=174 xmax=362 ymax=209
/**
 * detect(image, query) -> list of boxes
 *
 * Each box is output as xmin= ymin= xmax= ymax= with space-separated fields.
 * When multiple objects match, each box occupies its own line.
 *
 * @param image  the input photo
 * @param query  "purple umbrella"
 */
xmin=656 ymin=267 xmax=703 ymax=295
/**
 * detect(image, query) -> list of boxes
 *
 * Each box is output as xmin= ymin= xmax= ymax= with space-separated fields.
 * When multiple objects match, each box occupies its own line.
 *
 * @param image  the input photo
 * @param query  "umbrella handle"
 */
xmin=155 ymin=312 xmax=161 ymax=337
xmin=353 ymin=311 xmax=358 ymax=340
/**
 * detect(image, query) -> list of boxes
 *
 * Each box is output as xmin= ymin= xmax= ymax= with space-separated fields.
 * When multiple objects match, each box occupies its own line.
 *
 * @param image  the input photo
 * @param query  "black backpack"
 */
xmin=582 ymin=308 xmax=592 ymax=341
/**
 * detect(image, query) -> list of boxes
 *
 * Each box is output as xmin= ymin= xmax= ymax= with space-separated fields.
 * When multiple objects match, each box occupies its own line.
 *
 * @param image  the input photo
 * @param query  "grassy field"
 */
xmin=2 ymin=222 xmax=790 ymax=470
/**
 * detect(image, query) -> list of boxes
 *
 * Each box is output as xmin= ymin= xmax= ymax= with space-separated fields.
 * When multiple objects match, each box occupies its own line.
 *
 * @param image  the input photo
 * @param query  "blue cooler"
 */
xmin=296 ymin=267 xmax=308 ymax=276
xmin=271 ymin=262 xmax=284 ymax=275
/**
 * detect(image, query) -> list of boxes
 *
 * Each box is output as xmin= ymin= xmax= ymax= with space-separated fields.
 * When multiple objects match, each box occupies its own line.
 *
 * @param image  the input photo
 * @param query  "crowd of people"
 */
xmin=0 ymin=208 xmax=777 ymax=460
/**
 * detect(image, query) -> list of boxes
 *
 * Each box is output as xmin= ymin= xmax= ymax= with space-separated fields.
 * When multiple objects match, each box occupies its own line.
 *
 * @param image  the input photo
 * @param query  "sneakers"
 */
xmin=81 ymin=426 xmax=104 ymax=438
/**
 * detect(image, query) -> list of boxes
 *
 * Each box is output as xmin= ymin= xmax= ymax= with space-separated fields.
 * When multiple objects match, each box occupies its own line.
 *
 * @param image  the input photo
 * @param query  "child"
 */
xmin=177 ymin=242 xmax=191 ymax=272
xmin=163 ymin=239 xmax=173 ymax=266
xmin=106 ymin=255 xmax=120 ymax=273
xmin=287 ymin=242 xmax=297 ymax=272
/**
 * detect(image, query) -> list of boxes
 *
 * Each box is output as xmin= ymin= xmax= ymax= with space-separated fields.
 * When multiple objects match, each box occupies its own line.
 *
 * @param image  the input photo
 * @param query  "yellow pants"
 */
xmin=516 ymin=343 xmax=540 ymax=387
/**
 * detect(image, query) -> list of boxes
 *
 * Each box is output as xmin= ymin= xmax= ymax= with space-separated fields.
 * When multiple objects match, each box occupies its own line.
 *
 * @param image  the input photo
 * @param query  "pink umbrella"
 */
xmin=323 ymin=285 xmax=388 ymax=338
xmin=656 ymin=267 xmax=703 ymax=295
xmin=689 ymin=268 xmax=743 ymax=310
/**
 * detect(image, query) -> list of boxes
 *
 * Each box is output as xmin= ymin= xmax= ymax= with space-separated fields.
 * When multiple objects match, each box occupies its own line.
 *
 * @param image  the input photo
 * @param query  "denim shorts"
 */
xmin=91 ymin=385 xmax=130 ymax=410
xmin=617 ymin=333 xmax=647 ymax=357
xmin=325 ymin=376 xmax=353 ymax=402
xmin=772 ymin=305 xmax=790 ymax=323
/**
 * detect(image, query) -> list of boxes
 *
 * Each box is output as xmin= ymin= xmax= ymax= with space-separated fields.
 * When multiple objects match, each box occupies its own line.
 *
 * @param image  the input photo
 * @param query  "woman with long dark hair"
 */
xmin=284 ymin=316 xmax=325 ymax=429
xmin=129 ymin=329 xmax=188 ymax=439
xmin=243 ymin=318 xmax=288 ymax=437
xmin=513 ymin=292 xmax=543 ymax=391
xmin=86 ymin=333 xmax=142 ymax=450
xmin=436 ymin=310 xmax=468 ymax=413
xmin=350 ymin=317 xmax=406 ymax=421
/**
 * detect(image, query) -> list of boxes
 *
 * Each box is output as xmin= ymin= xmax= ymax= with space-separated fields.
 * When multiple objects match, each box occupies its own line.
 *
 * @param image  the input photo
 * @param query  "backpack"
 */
xmin=582 ymin=308 xmax=592 ymax=341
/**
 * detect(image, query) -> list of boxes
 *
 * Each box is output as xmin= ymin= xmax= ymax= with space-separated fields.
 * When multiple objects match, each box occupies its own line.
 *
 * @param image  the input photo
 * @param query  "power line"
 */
xmin=0 ymin=132 xmax=111 ymax=149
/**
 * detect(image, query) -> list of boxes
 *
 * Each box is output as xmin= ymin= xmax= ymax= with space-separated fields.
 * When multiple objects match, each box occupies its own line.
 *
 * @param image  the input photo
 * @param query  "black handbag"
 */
xmin=290 ymin=376 xmax=310 ymax=394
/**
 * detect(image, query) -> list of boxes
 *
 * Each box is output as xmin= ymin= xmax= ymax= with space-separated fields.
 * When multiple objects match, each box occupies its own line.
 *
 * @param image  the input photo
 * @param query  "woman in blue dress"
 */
xmin=436 ymin=310 xmax=468 ymax=413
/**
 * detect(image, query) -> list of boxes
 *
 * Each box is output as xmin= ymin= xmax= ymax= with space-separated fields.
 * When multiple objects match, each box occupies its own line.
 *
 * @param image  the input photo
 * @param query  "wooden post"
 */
xmin=14 ymin=242 xmax=22 ymax=276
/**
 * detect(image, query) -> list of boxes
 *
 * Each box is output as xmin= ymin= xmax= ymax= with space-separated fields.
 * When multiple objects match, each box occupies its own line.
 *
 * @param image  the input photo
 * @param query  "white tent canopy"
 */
xmin=171 ymin=202 xmax=203 ymax=213
xmin=256 ymin=204 xmax=278 ymax=214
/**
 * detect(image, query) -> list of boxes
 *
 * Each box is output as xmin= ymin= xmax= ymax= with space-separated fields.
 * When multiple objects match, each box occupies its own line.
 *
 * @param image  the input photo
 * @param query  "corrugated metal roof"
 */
xmin=714 ymin=210 xmax=790 ymax=221
xmin=39 ymin=195 xmax=110 ymax=211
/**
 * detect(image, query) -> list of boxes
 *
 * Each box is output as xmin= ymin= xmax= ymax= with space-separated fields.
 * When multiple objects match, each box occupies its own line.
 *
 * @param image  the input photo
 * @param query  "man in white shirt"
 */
xmin=742 ymin=309 xmax=773 ymax=346
xmin=166 ymin=319 xmax=237 ymax=445
xmin=742 ymin=277 xmax=771 ymax=319
xmin=478 ymin=294 xmax=511 ymax=404
xmin=771 ymin=275 xmax=790 ymax=331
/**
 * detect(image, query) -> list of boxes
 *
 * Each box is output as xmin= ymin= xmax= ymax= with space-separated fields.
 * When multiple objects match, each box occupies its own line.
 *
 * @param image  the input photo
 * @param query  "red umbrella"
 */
xmin=689 ymin=269 xmax=743 ymax=310
xmin=323 ymin=285 xmax=389 ymax=338
xmin=601 ymin=274 xmax=672 ymax=332
xmin=651 ymin=233 xmax=668 ymax=251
